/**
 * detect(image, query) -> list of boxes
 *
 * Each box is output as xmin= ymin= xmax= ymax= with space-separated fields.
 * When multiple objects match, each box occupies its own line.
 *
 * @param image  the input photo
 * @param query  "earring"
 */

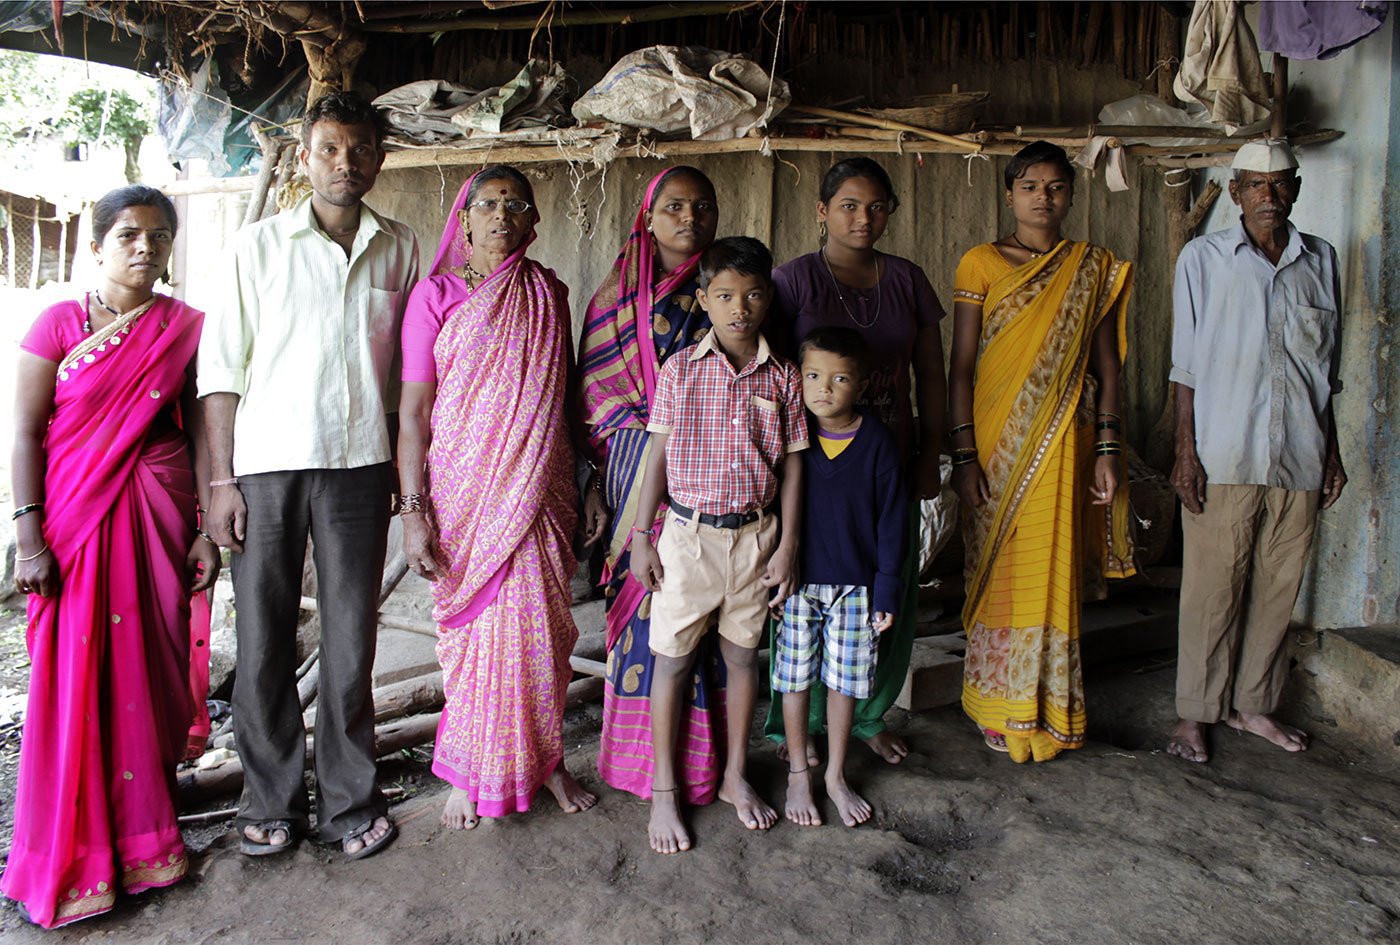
xmin=818 ymin=221 xmax=827 ymax=242
xmin=647 ymin=224 xmax=653 ymax=233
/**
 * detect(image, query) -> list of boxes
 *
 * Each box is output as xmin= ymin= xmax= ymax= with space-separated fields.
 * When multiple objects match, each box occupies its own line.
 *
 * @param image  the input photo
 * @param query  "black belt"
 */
xmin=668 ymin=499 xmax=775 ymax=530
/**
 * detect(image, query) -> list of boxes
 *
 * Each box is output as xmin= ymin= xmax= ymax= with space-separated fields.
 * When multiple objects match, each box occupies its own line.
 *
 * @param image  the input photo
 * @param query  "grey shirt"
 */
xmin=1171 ymin=219 xmax=1341 ymax=491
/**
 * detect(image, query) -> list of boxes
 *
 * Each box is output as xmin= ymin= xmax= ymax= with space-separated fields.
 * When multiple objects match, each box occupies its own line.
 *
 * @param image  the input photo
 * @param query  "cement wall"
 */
xmin=1187 ymin=15 xmax=1397 ymax=629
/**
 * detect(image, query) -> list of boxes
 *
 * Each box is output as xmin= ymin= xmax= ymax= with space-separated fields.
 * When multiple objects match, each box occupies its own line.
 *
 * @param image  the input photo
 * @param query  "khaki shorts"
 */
xmin=649 ymin=509 xmax=779 ymax=658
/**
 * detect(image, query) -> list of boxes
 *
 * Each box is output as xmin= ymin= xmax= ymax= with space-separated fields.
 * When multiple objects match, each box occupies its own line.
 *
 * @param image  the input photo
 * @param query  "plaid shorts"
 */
xmin=772 ymin=584 xmax=878 ymax=699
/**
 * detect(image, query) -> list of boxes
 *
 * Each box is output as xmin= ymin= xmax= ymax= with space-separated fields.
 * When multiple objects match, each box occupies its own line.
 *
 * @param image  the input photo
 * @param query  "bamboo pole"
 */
xmin=29 ymin=207 xmax=40 ymax=290
xmin=164 ymin=128 xmax=1344 ymax=195
xmin=364 ymin=2 xmax=761 ymax=33
xmin=57 ymin=216 xmax=67 ymax=283
xmin=161 ymin=176 xmax=259 ymax=197
xmin=5 ymin=196 xmax=14 ymax=286
xmin=787 ymin=105 xmax=983 ymax=151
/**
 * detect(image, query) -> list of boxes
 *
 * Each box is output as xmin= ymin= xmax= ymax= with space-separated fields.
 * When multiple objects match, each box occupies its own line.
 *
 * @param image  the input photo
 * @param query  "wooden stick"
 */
xmin=179 ymin=713 xmax=443 ymax=803
xmin=1184 ymin=180 xmax=1223 ymax=234
xmin=787 ymin=105 xmax=983 ymax=151
xmin=162 ymin=176 xmax=259 ymax=197
xmin=1271 ymin=54 xmax=1289 ymax=139
xmin=363 ymin=2 xmax=760 ymax=34
xmin=241 ymin=127 xmax=283 ymax=227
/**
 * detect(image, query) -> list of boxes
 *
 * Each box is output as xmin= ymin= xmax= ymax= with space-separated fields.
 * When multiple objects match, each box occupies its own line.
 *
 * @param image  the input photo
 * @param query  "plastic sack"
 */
xmin=1096 ymin=94 xmax=1222 ymax=147
xmin=157 ymin=58 xmax=232 ymax=176
xmin=918 ymin=456 xmax=959 ymax=581
xmin=572 ymin=45 xmax=789 ymax=141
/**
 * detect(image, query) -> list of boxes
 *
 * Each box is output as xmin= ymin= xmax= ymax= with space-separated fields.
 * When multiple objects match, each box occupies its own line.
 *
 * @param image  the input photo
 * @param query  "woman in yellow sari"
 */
xmin=948 ymin=142 xmax=1135 ymax=763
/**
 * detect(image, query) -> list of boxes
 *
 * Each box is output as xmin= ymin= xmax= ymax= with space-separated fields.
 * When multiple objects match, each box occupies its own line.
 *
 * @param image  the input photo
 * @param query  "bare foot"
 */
xmin=1166 ymin=719 xmax=1209 ymax=764
xmin=825 ymin=772 xmax=872 ymax=827
xmin=775 ymin=740 xmax=821 ymax=768
xmin=648 ymin=789 xmax=691 ymax=855
xmin=441 ymin=787 xmax=479 ymax=830
xmin=862 ymin=730 xmax=908 ymax=765
xmin=543 ymin=765 xmax=598 ymax=813
xmin=1228 ymin=711 xmax=1309 ymax=753
xmin=343 ymin=816 xmax=393 ymax=855
xmin=718 ymin=775 xmax=778 ymax=831
xmin=784 ymin=769 xmax=822 ymax=827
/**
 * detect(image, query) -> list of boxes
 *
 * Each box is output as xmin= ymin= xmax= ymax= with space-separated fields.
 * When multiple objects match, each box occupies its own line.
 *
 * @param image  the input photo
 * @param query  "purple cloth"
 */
xmin=770 ymin=250 xmax=944 ymax=458
xmin=1258 ymin=0 xmax=1387 ymax=60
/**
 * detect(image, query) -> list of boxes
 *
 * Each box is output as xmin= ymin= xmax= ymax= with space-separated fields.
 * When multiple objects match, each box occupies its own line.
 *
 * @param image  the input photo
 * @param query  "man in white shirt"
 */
xmin=1166 ymin=139 xmax=1346 ymax=764
xmin=201 ymin=91 xmax=419 ymax=858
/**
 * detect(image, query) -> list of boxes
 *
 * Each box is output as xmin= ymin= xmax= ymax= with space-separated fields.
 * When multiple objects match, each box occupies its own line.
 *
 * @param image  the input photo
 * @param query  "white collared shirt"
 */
xmin=1171 ymin=219 xmax=1341 ymax=490
xmin=197 ymin=196 xmax=419 ymax=476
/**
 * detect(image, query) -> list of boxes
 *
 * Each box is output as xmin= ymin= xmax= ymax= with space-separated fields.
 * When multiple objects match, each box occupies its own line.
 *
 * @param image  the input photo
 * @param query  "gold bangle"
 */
xmin=16 ymin=543 xmax=49 ymax=562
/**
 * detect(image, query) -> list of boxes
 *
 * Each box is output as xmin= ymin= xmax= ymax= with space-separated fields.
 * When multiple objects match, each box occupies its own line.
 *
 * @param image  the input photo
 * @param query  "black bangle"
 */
xmin=949 ymin=422 xmax=974 ymax=437
xmin=952 ymin=455 xmax=979 ymax=467
xmin=11 ymin=502 xmax=43 ymax=520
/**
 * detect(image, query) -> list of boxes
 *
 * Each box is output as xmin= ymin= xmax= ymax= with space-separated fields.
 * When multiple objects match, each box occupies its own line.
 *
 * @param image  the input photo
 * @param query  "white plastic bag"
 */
xmin=572 ymin=45 xmax=789 ymax=141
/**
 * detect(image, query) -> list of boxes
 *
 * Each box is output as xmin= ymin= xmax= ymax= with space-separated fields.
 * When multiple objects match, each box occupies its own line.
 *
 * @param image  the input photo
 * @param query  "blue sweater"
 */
xmin=799 ymin=409 xmax=907 ymax=614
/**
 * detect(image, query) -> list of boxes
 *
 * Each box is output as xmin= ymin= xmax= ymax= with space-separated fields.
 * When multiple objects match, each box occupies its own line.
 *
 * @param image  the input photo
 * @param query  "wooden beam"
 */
xmin=1271 ymin=53 xmax=1289 ymax=139
xmin=363 ymin=2 xmax=761 ymax=33
xmin=161 ymin=176 xmax=259 ymax=197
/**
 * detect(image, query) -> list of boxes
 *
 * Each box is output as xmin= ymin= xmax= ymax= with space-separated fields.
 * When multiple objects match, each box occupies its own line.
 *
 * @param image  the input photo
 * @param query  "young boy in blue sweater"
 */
xmin=775 ymin=326 xmax=906 ymax=828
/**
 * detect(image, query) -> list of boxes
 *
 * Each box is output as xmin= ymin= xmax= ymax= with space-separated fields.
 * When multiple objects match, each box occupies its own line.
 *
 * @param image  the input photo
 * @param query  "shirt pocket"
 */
xmin=1284 ymin=304 xmax=1336 ymax=371
xmin=747 ymin=393 xmax=782 ymax=456
xmin=366 ymin=287 xmax=402 ymax=344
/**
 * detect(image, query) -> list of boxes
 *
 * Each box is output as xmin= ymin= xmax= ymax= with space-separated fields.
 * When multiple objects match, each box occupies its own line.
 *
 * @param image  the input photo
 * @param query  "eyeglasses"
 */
xmin=468 ymin=198 xmax=532 ymax=215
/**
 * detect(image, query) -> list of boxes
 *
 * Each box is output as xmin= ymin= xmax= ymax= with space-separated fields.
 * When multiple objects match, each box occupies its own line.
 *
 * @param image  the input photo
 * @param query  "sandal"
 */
xmin=240 ymin=820 xmax=296 ymax=857
xmin=982 ymin=728 xmax=1009 ymax=753
xmin=342 ymin=818 xmax=397 ymax=861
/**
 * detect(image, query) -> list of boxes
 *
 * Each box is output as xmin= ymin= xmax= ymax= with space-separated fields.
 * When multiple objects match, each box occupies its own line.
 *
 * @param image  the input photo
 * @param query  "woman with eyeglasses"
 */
xmin=396 ymin=165 xmax=602 ymax=830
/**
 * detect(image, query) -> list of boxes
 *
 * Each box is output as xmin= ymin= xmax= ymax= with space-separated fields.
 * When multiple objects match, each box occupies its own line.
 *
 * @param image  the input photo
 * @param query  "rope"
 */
xmin=1164 ymin=167 xmax=1193 ymax=188
xmin=761 ymin=0 xmax=786 ymax=129
xmin=963 ymin=150 xmax=990 ymax=187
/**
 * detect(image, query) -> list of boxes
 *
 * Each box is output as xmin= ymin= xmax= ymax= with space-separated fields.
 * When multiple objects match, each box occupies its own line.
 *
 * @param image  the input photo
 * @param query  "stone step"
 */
xmin=1289 ymin=625 xmax=1400 ymax=761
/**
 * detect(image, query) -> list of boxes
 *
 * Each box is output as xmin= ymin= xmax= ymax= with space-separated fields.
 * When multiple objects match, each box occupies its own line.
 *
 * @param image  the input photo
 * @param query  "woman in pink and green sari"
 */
xmin=397 ymin=166 xmax=599 ymax=830
xmin=4 ymin=186 xmax=217 ymax=928
xmin=578 ymin=166 xmax=726 ymax=804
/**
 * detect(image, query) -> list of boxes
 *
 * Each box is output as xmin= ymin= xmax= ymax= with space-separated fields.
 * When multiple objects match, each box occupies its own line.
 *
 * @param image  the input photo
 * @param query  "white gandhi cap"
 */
xmin=1231 ymin=138 xmax=1299 ymax=172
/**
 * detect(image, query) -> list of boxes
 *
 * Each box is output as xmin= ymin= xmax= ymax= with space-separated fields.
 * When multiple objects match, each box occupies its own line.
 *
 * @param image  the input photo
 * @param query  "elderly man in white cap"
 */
xmin=1165 ymin=138 xmax=1346 ymax=764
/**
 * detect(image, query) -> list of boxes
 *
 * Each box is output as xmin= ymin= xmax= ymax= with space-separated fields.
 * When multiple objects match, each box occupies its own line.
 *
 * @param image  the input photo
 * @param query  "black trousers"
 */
xmin=231 ymin=464 xmax=391 ymax=842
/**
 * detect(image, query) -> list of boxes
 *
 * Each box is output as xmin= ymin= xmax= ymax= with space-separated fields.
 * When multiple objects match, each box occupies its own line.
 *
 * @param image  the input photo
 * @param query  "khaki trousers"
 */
xmin=1176 ymin=483 xmax=1318 ymax=723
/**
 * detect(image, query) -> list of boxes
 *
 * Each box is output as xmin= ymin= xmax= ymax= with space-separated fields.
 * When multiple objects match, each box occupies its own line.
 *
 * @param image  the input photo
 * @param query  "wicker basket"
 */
xmin=865 ymin=91 xmax=989 ymax=133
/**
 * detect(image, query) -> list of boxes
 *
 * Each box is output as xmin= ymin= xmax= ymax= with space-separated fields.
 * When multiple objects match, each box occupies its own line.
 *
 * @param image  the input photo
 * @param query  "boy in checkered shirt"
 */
xmin=627 ymin=236 xmax=807 ymax=855
xmin=776 ymin=326 xmax=906 ymax=829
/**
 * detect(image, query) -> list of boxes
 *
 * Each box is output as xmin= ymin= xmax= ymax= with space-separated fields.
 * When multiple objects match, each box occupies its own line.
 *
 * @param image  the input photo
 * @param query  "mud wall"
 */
xmin=366 ymin=58 xmax=1177 ymax=458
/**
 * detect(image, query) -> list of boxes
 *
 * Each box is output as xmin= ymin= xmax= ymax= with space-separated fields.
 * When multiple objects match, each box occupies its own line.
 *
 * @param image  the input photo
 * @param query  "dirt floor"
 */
xmin=0 ymin=629 xmax=1397 ymax=945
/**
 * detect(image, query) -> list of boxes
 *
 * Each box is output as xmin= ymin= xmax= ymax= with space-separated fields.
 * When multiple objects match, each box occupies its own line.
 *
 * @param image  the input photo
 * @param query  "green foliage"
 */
xmin=63 ymin=88 xmax=151 ymax=147
xmin=0 ymin=50 xmax=49 ymax=140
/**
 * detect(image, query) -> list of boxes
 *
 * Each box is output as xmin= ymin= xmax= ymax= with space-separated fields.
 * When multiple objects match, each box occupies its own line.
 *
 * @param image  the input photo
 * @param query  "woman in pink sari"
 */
xmin=397 ymin=166 xmax=601 ymax=830
xmin=3 ymin=186 xmax=218 ymax=928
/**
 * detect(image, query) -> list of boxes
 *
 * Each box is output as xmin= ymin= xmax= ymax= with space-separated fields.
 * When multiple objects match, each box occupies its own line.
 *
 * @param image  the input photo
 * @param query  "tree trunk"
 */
xmin=123 ymin=135 xmax=143 ymax=184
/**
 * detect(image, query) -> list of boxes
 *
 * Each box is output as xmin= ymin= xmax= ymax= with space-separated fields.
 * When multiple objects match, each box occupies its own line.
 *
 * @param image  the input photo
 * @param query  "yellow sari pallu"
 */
xmin=956 ymin=241 xmax=1135 ymax=762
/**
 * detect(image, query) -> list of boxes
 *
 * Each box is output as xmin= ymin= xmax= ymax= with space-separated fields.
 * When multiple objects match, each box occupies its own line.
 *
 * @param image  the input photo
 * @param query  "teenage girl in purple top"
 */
xmin=765 ymin=157 xmax=948 ymax=766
